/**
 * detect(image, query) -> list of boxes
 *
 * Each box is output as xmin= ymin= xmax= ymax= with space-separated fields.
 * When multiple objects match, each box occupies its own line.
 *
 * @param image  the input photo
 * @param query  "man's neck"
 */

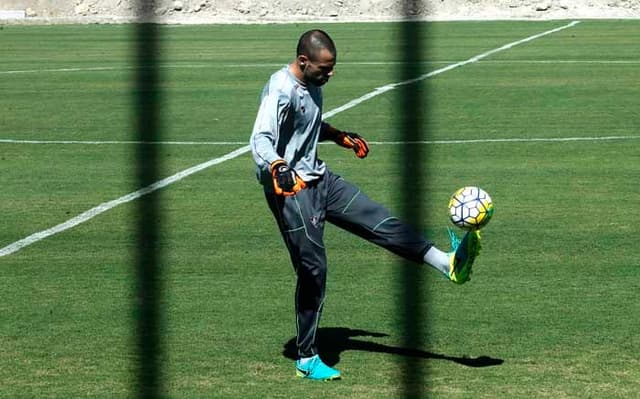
xmin=288 ymin=62 xmax=306 ymax=86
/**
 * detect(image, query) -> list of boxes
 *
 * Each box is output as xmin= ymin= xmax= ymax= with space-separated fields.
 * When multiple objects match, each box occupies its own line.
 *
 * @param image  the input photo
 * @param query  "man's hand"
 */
xmin=270 ymin=160 xmax=306 ymax=196
xmin=336 ymin=131 xmax=369 ymax=158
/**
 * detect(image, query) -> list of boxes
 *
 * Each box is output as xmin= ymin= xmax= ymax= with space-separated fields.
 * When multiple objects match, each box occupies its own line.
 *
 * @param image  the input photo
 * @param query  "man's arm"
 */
xmin=250 ymin=92 xmax=290 ymax=168
xmin=319 ymin=122 xmax=369 ymax=159
xmin=319 ymin=122 xmax=342 ymax=141
xmin=250 ymin=89 xmax=305 ymax=196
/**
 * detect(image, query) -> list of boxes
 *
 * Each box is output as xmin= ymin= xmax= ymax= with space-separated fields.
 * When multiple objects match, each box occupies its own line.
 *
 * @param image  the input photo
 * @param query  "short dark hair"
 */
xmin=296 ymin=30 xmax=336 ymax=61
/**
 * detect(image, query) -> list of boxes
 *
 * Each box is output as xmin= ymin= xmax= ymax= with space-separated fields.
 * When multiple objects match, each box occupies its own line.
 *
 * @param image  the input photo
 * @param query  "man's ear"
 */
xmin=298 ymin=55 xmax=309 ymax=70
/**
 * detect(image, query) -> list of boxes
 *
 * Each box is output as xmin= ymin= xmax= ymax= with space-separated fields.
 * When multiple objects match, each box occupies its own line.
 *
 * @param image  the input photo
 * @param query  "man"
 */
xmin=250 ymin=29 xmax=481 ymax=381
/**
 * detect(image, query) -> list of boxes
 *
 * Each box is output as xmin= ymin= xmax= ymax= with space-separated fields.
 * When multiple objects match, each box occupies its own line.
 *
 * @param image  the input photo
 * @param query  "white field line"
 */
xmin=325 ymin=21 xmax=582 ymax=117
xmin=4 ymin=59 xmax=638 ymax=75
xmin=0 ymin=145 xmax=251 ymax=257
xmin=471 ymin=60 xmax=640 ymax=64
xmin=0 ymin=20 xmax=581 ymax=258
xmin=368 ymin=135 xmax=640 ymax=145
xmin=0 ymin=139 xmax=248 ymax=145
xmin=2 ymin=135 xmax=639 ymax=146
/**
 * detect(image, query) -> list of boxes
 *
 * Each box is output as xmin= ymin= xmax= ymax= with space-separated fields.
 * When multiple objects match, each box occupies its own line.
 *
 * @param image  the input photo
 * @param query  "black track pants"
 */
xmin=265 ymin=169 xmax=432 ymax=358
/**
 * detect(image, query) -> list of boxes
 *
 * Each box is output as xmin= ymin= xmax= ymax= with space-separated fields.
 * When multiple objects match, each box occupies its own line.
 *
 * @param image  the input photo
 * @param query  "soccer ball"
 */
xmin=448 ymin=186 xmax=494 ymax=230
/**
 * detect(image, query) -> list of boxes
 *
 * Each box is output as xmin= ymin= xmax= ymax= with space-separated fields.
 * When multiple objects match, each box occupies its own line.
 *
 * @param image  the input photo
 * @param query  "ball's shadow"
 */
xmin=283 ymin=327 xmax=504 ymax=368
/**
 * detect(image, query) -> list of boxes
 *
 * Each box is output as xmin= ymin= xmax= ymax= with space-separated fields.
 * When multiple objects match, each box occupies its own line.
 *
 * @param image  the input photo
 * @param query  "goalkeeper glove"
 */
xmin=270 ymin=160 xmax=306 ymax=196
xmin=335 ymin=131 xmax=369 ymax=158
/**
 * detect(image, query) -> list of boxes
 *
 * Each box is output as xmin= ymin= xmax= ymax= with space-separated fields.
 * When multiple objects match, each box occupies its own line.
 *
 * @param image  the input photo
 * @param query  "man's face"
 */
xmin=301 ymin=48 xmax=336 ymax=87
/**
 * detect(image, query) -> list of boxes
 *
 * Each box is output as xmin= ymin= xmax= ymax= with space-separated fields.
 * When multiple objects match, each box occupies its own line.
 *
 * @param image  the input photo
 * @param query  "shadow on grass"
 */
xmin=283 ymin=327 xmax=504 ymax=368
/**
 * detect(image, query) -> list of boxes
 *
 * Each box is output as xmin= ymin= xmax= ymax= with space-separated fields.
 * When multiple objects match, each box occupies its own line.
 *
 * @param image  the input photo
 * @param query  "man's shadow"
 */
xmin=283 ymin=327 xmax=504 ymax=368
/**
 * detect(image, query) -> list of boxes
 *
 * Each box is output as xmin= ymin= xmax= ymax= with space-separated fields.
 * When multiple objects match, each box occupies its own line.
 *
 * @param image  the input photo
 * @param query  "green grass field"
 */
xmin=1 ymin=20 xmax=639 ymax=398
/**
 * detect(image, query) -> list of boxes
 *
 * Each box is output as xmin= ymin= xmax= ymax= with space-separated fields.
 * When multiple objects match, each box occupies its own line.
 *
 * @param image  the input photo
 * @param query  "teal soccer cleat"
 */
xmin=447 ymin=228 xmax=481 ymax=284
xmin=295 ymin=355 xmax=341 ymax=381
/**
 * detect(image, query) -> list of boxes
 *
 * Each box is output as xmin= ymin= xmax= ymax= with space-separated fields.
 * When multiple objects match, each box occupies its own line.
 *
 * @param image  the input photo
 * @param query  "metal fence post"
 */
xmin=134 ymin=1 xmax=163 ymax=397
xmin=398 ymin=5 xmax=429 ymax=398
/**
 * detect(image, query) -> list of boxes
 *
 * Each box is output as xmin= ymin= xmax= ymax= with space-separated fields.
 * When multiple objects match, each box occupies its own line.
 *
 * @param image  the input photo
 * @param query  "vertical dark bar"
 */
xmin=398 ymin=3 xmax=428 ymax=398
xmin=133 ymin=1 xmax=162 ymax=398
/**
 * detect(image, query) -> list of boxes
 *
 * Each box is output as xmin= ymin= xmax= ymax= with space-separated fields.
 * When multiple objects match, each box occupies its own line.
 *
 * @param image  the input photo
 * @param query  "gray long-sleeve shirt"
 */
xmin=250 ymin=66 xmax=327 ymax=188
